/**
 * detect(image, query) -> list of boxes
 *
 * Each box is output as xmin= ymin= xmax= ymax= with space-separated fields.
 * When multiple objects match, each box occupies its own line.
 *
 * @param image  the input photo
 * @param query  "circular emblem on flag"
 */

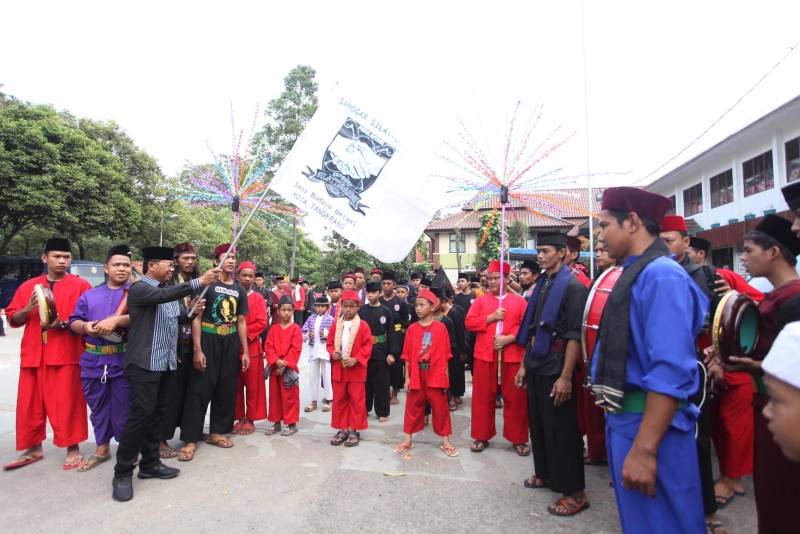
xmin=394 ymin=304 xmax=400 ymax=311
xmin=380 ymin=316 xmax=387 ymax=325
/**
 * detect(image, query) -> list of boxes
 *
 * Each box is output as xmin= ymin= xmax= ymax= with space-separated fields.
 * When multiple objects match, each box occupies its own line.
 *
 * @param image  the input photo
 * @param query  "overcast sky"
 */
xmin=3 ymin=0 xmax=799 ymax=237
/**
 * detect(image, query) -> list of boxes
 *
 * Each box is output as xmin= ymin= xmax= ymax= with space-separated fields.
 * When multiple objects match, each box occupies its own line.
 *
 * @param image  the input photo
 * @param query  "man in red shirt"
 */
xmin=4 ymin=237 xmax=92 ymax=471
xmin=465 ymin=259 xmax=529 ymax=455
xmin=566 ymin=237 xmax=591 ymax=289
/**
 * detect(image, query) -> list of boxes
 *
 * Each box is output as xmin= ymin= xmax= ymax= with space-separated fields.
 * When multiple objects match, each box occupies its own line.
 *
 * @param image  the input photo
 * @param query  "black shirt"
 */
xmin=201 ymin=280 xmax=249 ymax=324
xmin=358 ymin=303 xmax=399 ymax=359
xmin=524 ymin=273 xmax=587 ymax=376
xmin=444 ymin=304 xmax=467 ymax=357
xmin=453 ymin=291 xmax=476 ymax=313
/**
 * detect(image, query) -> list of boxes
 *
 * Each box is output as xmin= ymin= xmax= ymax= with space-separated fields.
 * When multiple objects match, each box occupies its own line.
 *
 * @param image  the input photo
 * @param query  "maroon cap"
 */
xmin=566 ymin=236 xmax=582 ymax=252
xmin=173 ymin=242 xmax=196 ymax=256
xmin=213 ymin=243 xmax=235 ymax=258
xmin=601 ymin=187 xmax=672 ymax=223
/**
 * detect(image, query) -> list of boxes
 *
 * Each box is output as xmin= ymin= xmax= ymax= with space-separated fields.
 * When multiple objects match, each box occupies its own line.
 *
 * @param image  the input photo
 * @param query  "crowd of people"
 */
xmin=3 ymin=183 xmax=800 ymax=534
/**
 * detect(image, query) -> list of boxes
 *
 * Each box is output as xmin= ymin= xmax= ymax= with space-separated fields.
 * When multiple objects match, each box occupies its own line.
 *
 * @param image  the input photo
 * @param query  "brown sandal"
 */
xmin=265 ymin=424 xmax=282 ymax=436
xmin=547 ymin=494 xmax=590 ymax=516
xmin=159 ymin=446 xmax=178 ymax=459
xmin=205 ymin=435 xmax=234 ymax=448
xmin=513 ymin=443 xmax=531 ymax=457
xmin=470 ymin=440 xmax=489 ymax=453
xmin=523 ymin=475 xmax=549 ymax=489
xmin=344 ymin=431 xmax=360 ymax=447
xmin=177 ymin=447 xmax=196 ymax=462
xmin=330 ymin=430 xmax=348 ymax=446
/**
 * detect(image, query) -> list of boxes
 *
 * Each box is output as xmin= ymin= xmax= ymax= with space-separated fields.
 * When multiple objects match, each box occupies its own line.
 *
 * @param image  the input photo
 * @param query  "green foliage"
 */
xmin=477 ymin=212 xmax=501 ymax=268
xmin=508 ymin=219 xmax=529 ymax=248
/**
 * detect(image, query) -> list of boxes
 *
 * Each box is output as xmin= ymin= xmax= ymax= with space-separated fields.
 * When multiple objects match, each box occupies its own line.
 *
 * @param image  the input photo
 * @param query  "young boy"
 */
xmin=360 ymin=280 xmax=398 ymax=422
xmin=233 ymin=261 xmax=268 ymax=435
xmin=302 ymin=295 xmax=335 ymax=412
xmin=264 ymin=295 xmax=302 ymax=436
xmin=326 ymin=290 xmax=373 ymax=447
xmin=394 ymin=289 xmax=457 ymax=457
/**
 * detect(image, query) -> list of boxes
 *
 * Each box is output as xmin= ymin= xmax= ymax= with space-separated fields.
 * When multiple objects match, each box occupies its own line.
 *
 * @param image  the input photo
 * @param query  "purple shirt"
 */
xmin=69 ymin=282 xmax=130 ymax=379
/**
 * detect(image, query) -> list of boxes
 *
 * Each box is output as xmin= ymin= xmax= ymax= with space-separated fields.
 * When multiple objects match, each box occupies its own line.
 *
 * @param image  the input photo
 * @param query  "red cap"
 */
xmin=237 ymin=260 xmax=256 ymax=273
xmin=341 ymin=272 xmax=356 ymax=281
xmin=416 ymin=288 xmax=440 ymax=308
xmin=213 ymin=243 xmax=235 ymax=258
xmin=660 ymin=215 xmax=688 ymax=233
xmin=370 ymin=267 xmax=382 ymax=275
xmin=601 ymin=187 xmax=672 ymax=224
xmin=173 ymin=242 xmax=196 ymax=256
xmin=488 ymin=260 xmax=510 ymax=274
xmin=566 ymin=236 xmax=582 ymax=252
xmin=340 ymin=289 xmax=362 ymax=303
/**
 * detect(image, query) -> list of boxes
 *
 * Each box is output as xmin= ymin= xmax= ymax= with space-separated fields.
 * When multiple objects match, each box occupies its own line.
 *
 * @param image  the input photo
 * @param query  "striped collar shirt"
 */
xmin=140 ymin=275 xmax=200 ymax=372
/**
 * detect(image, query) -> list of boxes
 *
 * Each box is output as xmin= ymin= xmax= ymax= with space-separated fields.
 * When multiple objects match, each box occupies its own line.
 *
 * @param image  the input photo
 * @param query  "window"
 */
xmin=711 ymin=247 xmax=734 ymax=270
xmin=449 ymin=232 xmax=465 ymax=253
xmin=786 ymin=137 xmax=800 ymax=183
xmin=742 ymin=150 xmax=773 ymax=197
xmin=683 ymin=183 xmax=703 ymax=216
xmin=668 ymin=195 xmax=676 ymax=214
xmin=710 ymin=169 xmax=734 ymax=208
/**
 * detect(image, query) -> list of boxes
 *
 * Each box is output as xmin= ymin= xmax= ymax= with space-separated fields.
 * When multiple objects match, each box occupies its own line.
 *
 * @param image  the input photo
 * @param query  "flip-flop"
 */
xmin=715 ymin=493 xmax=735 ymax=509
xmin=470 ymin=440 xmax=489 ymax=453
xmin=238 ymin=423 xmax=255 ymax=436
xmin=393 ymin=442 xmax=415 ymax=455
xmin=523 ymin=476 xmax=549 ymax=489
xmin=3 ymin=453 xmax=44 ymax=471
xmin=265 ymin=425 xmax=282 ymax=436
xmin=77 ymin=454 xmax=110 ymax=472
xmin=440 ymin=444 xmax=459 ymax=457
xmin=159 ymin=447 xmax=178 ymax=459
xmin=177 ymin=448 xmax=196 ymax=462
xmin=547 ymin=495 xmax=590 ymax=517
xmin=63 ymin=455 xmax=84 ymax=471
xmin=513 ymin=443 xmax=531 ymax=457
xmin=205 ymin=436 xmax=234 ymax=448
xmin=280 ymin=426 xmax=298 ymax=436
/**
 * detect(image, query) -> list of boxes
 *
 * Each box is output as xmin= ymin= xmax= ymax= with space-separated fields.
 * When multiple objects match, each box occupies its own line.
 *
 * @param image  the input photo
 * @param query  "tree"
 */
xmin=477 ymin=212 xmax=502 ymax=269
xmin=253 ymin=65 xmax=319 ymax=277
xmin=0 ymin=96 xmax=141 ymax=257
xmin=508 ymin=219 xmax=529 ymax=248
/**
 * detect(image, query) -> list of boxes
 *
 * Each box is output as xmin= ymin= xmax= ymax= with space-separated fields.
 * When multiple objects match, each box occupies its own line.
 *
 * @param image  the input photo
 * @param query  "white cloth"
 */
xmin=308 ymin=359 xmax=333 ymax=402
xmin=341 ymin=320 xmax=353 ymax=355
xmin=310 ymin=315 xmax=330 ymax=361
xmin=763 ymin=321 xmax=800 ymax=389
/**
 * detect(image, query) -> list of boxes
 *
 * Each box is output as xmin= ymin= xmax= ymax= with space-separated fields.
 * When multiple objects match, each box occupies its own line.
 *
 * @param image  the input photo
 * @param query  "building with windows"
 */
xmin=647 ymin=95 xmax=800 ymax=272
xmin=424 ymin=188 xmax=603 ymax=280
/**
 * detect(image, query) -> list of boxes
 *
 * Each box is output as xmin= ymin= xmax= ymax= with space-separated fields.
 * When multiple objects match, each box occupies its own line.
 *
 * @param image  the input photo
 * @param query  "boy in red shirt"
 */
xmin=326 ymin=290 xmax=372 ymax=447
xmin=394 ymin=289 xmax=458 ymax=457
xmin=264 ymin=295 xmax=302 ymax=436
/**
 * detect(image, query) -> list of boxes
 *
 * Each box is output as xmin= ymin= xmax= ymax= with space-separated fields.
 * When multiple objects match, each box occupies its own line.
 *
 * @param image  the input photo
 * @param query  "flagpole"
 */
xmin=188 ymin=183 xmax=271 ymax=317
xmin=497 ymin=186 xmax=509 ymax=385
xmin=580 ymin=0 xmax=595 ymax=278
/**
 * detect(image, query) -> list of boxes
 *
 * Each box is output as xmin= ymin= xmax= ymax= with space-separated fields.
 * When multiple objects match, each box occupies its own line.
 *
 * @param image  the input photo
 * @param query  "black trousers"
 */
xmin=114 ymin=365 xmax=170 ymax=477
xmin=448 ymin=355 xmax=466 ymax=397
xmin=390 ymin=359 xmax=405 ymax=391
xmin=180 ymin=332 xmax=240 ymax=442
xmin=365 ymin=358 xmax=391 ymax=417
xmin=526 ymin=368 xmax=585 ymax=495
xmin=697 ymin=400 xmax=717 ymax=515
xmin=293 ymin=310 xmax=304 ymax=327
xmin=159 ymin=344 xmax=193 ymax=441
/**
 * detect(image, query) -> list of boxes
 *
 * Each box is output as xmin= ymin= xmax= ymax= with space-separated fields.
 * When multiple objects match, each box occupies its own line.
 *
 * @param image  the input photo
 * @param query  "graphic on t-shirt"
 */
xmin=211 ymin=294 xmax=238 ymax=323
xmin=420 ymin=331 xmax=432 ymax=361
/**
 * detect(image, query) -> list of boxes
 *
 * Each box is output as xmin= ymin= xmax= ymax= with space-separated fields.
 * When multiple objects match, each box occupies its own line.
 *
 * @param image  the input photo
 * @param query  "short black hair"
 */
xmin=743 ymin=230 xmax=797 ymax=267
xmin=607 ymin=209 xmax=660 ymax=236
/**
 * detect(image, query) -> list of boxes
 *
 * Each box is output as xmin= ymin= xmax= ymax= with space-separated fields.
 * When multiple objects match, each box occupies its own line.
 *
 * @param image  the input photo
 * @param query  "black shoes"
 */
xmin=112 ymin=475 xmax=133 ymax=502
xmin=138 ymin=462 xmax=180 ymax=479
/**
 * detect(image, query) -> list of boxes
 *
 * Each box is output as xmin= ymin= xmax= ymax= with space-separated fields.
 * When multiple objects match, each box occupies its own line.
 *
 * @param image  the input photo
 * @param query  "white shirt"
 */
xmin=341 ymin=319 xmax=353 ymax=358
xmin=310 ymin=315 xmax=329 ymax=361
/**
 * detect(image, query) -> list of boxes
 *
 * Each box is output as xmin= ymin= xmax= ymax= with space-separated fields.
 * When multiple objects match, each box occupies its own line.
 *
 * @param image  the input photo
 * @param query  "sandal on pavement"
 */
xmin=304 ymin=403 xmax=317 ymax=413
xmin=330 ymin=430 xmax=348 ymax=446
xmin=440 ymin=443 xmax=459 ymax=457
xmin=63 ymin=455 xmax=84 ymax=471
xmin=177 ymin=447 xmax=196 ymax=462
xmin=513 ymin=443 xmax=531 ymax=457
xmin=547 ymin=494 xmax=590 ymax=517
xmin=281 ymin=425 xmax=298 ymax=436
xmin=523 ymin=475 xmax=549 ymax=489
xmin=159 ymin=446 xmax=178 ymax=459
xmin=715 ymin=492 xmax=735 ymax=509
xmin=3 ymin=453 xmax=44 ymax=471
xmin=705 ymin=518 xmax=728 ymax=534
xmin=322 ymin=401 xmax=331 ymax=412
xmin=344 ymin=431 xmax=360 ymax=447
xmin=265 ymin=424 xmax=282 ymax=436
xmin=205 ymin=435 xmax=234 ymax=448
xmin=470 ymin=440 xmax=489 ymax=453
xmin=393 ymin=442 xmax=414 ymax=455
xmin=378 ymin=416 xmax=389 ymax=423
xmin=77 ymin=454 xmax=111 ymax=472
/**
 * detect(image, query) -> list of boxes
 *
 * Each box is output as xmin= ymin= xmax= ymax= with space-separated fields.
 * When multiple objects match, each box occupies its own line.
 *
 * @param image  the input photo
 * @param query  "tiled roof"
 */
xmin=428 ymin=188 xmax=604 ymax=232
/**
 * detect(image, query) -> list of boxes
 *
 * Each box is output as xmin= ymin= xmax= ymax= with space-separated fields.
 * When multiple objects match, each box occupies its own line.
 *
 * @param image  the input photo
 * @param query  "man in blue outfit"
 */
xmin=591 ymin=187 xmax=708 ymax=534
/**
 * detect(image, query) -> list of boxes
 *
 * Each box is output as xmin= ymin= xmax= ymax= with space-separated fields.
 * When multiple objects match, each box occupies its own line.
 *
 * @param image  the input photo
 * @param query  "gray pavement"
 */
xmin=0 ymin=327 xmax=757 ymax=533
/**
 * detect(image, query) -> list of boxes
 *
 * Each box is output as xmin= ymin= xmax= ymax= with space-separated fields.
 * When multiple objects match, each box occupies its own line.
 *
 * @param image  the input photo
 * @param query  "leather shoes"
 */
xmin=138 ymin=462 xmax=180 ymax=480
xmin=112 ymin=475 xmax=133 ymax=502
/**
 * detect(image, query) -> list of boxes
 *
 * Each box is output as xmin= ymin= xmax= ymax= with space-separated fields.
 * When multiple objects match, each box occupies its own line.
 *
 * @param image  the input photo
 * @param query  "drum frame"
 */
xmin=581 ymin=266 xmax=622 ymax=364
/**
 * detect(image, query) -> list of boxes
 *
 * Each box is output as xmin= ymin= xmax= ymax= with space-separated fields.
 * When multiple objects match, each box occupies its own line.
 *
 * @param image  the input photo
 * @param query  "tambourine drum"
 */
xmin=581 ymin=266 xmax=623 ymax=363
xmin=101 ymin=288 xmax=129 ymax=343
xmin=712 ymin=290 xmax=760 ymax=365
xmin=33 ymin=284 xmax=57 ymax=327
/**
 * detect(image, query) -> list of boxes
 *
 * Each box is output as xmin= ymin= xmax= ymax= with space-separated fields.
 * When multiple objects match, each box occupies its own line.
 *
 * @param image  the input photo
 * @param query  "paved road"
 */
xmin=0 ymin=327 xmax=757 ymax=533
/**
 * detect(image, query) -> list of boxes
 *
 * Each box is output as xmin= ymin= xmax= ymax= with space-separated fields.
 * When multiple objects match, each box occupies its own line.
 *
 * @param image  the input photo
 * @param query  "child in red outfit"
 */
xmin=326 ymin=289 xmax=372 ymax=447
xmin=264 ymin=296 xmax=302 ymax=436
xmin=394 ymin=289 xmax=458 ymax=457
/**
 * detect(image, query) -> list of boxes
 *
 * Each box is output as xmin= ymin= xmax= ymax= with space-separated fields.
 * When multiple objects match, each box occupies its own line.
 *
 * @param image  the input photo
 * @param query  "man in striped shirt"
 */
xmin=112 ymin=246 xmax=218 ymax=502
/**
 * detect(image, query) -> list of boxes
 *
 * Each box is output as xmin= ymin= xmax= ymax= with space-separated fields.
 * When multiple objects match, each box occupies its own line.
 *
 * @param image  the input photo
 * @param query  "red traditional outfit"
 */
xmin=264 ymin=322 xmax=302 ymax=425
xmin=7 ymin=274 xmax=91 ymax=450
xmin=402 ymin=319 xmax=452 ymax=436
xmin=710 ymin=268 xmax=762 ymax=479
xmin=326 ymin=309 xmax=372 ymax=431
xmin=235 ymin=286 xmax=269 ymax=422
xmin=465 ymin=262 xmax=529 ymax=445
xmin=569 ymin=260 xmax=594 ymax=443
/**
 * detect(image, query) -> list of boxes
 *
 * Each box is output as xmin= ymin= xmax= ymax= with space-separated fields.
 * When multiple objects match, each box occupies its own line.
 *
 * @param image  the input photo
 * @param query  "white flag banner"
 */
xmin=269 ymin=88 xmax=445 ymax=263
